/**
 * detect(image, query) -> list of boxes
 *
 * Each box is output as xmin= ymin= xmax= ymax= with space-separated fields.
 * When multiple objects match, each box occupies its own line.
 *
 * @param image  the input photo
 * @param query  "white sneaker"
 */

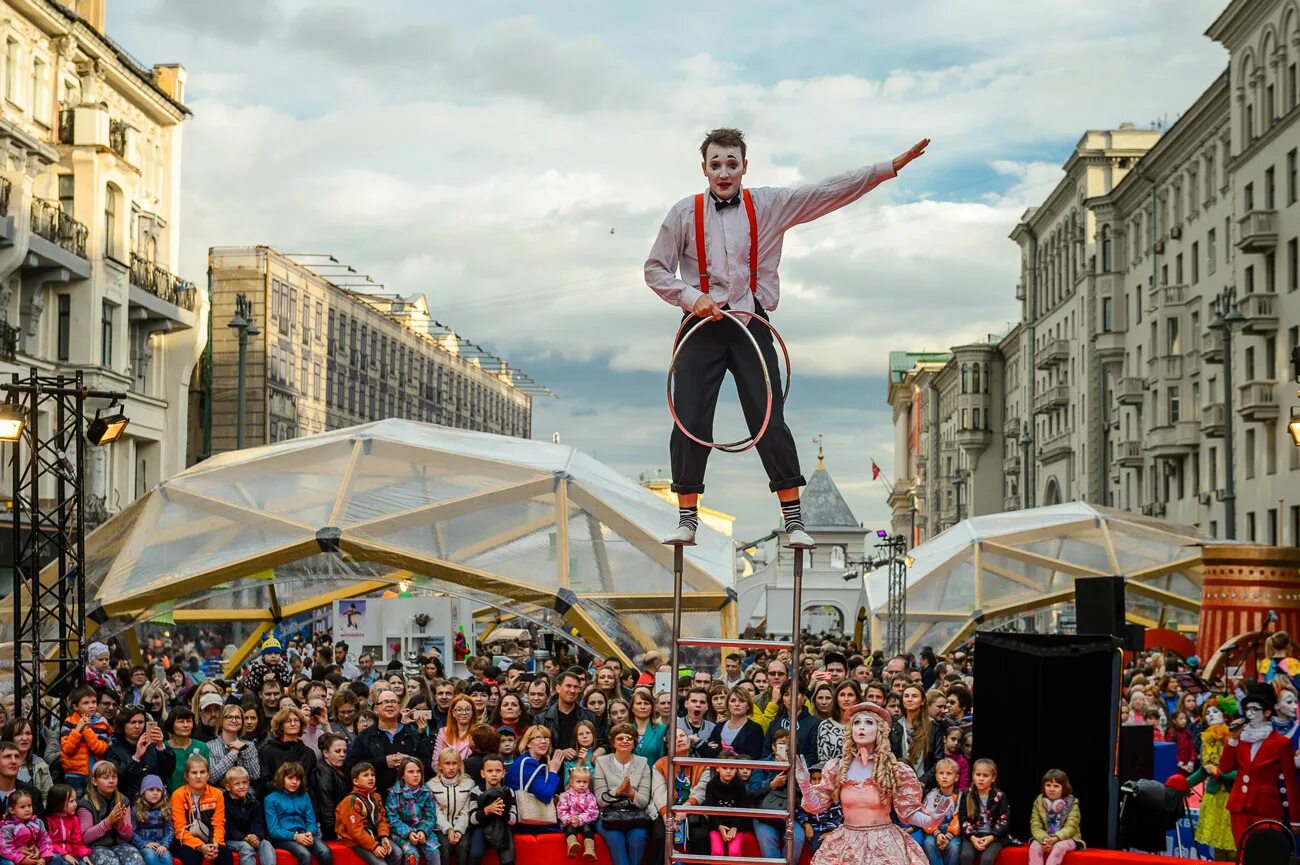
xmin=785 ymin=528 xmax=816 ymax=548
xmin=661 ymin=524 xmax=697 ymax=546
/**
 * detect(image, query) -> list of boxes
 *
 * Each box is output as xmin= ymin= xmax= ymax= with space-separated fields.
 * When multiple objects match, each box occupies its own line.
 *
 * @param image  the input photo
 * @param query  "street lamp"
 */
xmin=85 ymin=400 xmax=129 ymax=446
xmin=0 ymin=401 xmax=26 ymax=441
xmin=1209 ymin=289 xmax=1244 ymax=539
xmin=953 ymin=471 xmax=966 ymax=525
xmin=1019 ymin=429 xmax=1033 ymax=509
xmin=226 ymin=293 xmax=260 ymax=449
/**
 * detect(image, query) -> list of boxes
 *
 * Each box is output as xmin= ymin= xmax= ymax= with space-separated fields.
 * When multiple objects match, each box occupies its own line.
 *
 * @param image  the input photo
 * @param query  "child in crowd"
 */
xmin=702 ymin=756 xmax=748 ymax=859
xmin=561 ymin=723 xmax=599 ymax=788
xmin=0 ymin=789 xmax=54 ymax=865
xmin=46 ymin=784 xmax=92 ymax=865
xmin=334 ymin=763 xmax=400 ymax=865
xmin=222 ymin=767 xmax=275 ymax=865
xmin=797 ymin=763 xmax=842 ymax=853
xmin=428 ymin=749 xmax=475 ymax=865
xmin=265 ymin=763 xmax=332 ymax=865
xmin=495 ymin=729 xmax=516 ymax=767
xmin=78 ymin=762 xmax=143 ymax=865
xmin=941 ymin=726 xmax=969 ymax=791
xmin=168 ymin=754 xmax=229 ymax=865
xmin=555 ymin=766 xmax=598 ymax=860
xmin=1170 ymin=711 xmax=1196 ymax=774
xmin=470 ymin=756 xmax=514 ymax=865
xmin=61 ymin=688 xmax=112 ymax=794
xmin=384 ymin=758 xmax=440 ymax=865
xmin=916 ymin=758 xmax=961 ymax=865
xmin=1028 ymin=769 xmax=1081 ymax=865
xmin=130 ymin=776 xmax=172 ymax=865
xmin=957 ymin=758 xmax=1009 ymax=865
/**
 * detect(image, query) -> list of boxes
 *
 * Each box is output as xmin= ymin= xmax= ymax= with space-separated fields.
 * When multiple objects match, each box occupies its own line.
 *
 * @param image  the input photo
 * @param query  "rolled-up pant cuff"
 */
xmin=769 ymin=475 xmax=806 ymax=493
xmin=670 ymin=482 xmax=706 ymax=495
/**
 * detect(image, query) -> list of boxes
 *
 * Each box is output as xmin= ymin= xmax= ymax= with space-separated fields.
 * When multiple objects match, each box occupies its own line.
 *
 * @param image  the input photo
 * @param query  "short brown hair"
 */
xmin=700 ymin=128 xmax=746 ymax=160
xmin=272 ymin=761 xmax=305 ymax=790
xmin=1042 ymin=767 xmax=1072 ymax=796
xmin=470 ymin=724 xmax=501 ymax=755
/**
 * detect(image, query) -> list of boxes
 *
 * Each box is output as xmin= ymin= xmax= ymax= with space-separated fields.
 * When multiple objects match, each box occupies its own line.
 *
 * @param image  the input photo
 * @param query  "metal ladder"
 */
xmin=663 ymin=539 xmax=808 ymax=864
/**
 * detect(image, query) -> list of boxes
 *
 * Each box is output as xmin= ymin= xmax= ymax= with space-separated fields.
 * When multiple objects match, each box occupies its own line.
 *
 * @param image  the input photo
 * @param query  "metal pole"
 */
xmin=1222 ymin=322 xmax=1236 ymax=539
xmin=664 ymin=545 xmax=684 ymax=865
xmin=787 ymin=548 xmax=804 ymax=864
xmin=10 ymin=371 xmax=19 ymax=707
xmin=236 ymin=323 xmax=247 ymax=450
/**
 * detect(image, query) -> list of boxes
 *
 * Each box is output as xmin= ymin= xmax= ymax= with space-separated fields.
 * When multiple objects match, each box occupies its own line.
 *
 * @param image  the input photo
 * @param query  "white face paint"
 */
xmin=1204 ymin=705 xmax=1224 ymax=726
xmin=702 ymin=144 xmax=747 ymax=200
xmin=1279 ymin=690 xmax=1298 ymax=721
xmin=851 ymin=711 xmax=878 ymax=746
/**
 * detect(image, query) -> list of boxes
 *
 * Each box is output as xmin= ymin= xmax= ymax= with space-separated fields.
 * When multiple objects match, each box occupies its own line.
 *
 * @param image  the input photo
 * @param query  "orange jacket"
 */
xmin=59 ymin=712 xmax=111 ymax=777
xmin=171 ymin=785 xmax=226 ymax=849
xmin=334 ymin=789 xmax=389 ymax=852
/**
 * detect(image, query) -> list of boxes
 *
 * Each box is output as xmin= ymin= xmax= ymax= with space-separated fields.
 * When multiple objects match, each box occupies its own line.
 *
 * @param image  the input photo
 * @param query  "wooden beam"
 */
xmin=555 ymin=477 xmax=571 ymax=589
xmin=344 ymin=476 xmax=553 ymax=536
xmin=326 ymin=438 xmax=365 ymax=526
xmin=581 ymin=593 xmax=730 ymax=612
xmin=903 ymin=610 xmax=972 ymax=621
xmin=449 ymin=513 xmax=557 ymax=562
xmin=1125 ymin=580 xmax=1202 ymax=614
xmin=224 ymin=622 xmax=273 ymax=679
xmin=978 ymin=541 xmax=1110 ymax=579
xmin=1098 ymin=520 xmax=1122 ymax=574
xmin=1128 ymin=555 xmax=1203 ymax=583
xmin=978 ymin=559 xmax=1047 ymax=593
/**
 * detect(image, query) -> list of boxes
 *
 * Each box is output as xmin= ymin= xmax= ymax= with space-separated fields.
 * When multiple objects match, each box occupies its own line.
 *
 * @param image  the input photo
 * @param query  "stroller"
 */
xmin=1119 ymin=778 xmax=1193 ymax=856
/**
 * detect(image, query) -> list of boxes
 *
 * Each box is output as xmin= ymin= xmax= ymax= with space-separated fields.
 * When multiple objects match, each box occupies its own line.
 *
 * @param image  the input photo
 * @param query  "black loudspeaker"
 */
xmin=974 ymin=632 xmax=1121 ymax=849
xmin=1077 ymin=575 xmax=1126 ymax=637
xmin=1123 ymin=623 xmax=1147 ymax=654
xmin=1118 ymin=723 xmax=1154 ymax=783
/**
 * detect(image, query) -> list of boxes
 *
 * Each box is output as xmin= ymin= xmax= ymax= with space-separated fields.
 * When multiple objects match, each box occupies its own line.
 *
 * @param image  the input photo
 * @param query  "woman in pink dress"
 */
xmin=797 ymin=702 xmax=952 ymax=865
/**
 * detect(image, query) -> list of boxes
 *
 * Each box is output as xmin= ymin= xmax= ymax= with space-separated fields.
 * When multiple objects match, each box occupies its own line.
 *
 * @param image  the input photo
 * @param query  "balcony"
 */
xmin=1039 ymin=429 xmax=1072 ymax=461
xmin=1145 ymin=421 xmax=1200 ymax=458
xmin=29 ymin=198 xmax=87 ymax=259
xmin=1116 ymin=440 xmax=1143 ymax=467
xmin=1237 ymin=379 xmax=1279 ymax=422
xmin=1094 ymin=330 xmax=1125 ymax=358
xmin=1237 ymin=292 xmax=1278 ymax=334
xmin=1033 ymin=383 xmax=1070 ymax=414
xmin=128 ymin=249 xmax=197 ymax=313
xmin=1162 ymin=284 xmax=1190 ymax=306
xmin=1004 ymin=453 xmax=1022 ymax=475
xmin=0 ymin=177 xmax=10 ymax=216
xmin=1116 ymin=376 xmax=1147 ymax=405
xmin=1004 ymin=416 xmax=1021 ymax=439
xmin=1236 ymin=209 xmax=1278 ymax=253
xmin=1035 ymin=338 xmax=1069 ymax=370
xmin=956 ymin=427 xmax=992 ymax=450
xmin=1201 ymin=401 xmax=1225 ymax=437
xmin=1147 ymin=354 xmax=1184 ymax=381
xmin=1003 ymin=495 xmax=1022 ymax=512
xmin=1200 ymin=328 xmax=1223 ymax=363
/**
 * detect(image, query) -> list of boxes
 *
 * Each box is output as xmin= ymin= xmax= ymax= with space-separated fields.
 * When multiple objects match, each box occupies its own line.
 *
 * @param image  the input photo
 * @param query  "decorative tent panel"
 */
xmin=866 ymin=503 xmax=1211 ymax=653
xmin=16 ymin=420 xmax=739 ymax=665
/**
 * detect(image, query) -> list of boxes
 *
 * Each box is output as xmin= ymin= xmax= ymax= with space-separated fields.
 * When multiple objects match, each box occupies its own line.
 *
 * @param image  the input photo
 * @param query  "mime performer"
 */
xmin=646 ymin=128 xmax=929 ymax=545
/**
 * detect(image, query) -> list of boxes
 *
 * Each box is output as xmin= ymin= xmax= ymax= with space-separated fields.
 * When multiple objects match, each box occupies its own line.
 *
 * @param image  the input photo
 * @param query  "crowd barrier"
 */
xmin=199 ymin=835 xmax=1198 ymax=865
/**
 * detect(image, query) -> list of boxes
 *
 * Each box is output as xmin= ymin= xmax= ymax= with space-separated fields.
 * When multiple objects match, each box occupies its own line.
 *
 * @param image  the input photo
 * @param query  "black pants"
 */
xmin=669 ymin=308 xmax=804 ymax=495
xmin=563 ymin=823 xmax=596 ymax=840
xmin=959 ymin=839 xmax=1003 ymax=865
xmin=172 ymin=844 xmax=234 ymax=865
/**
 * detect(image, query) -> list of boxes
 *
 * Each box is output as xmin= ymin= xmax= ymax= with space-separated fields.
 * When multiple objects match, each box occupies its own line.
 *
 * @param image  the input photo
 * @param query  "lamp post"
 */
xmin=1209 ymin=289 xmax=1244 ymax=540
xmin=1288 ymin=346 xmax=1300 ymax=448
xmin=1019 ymin=429 xmax=1033 ymax=510
xmin=953 ymin=470 xmax=966 ymax=525
xmin=226 ymin=293 xmax=259 ymax=449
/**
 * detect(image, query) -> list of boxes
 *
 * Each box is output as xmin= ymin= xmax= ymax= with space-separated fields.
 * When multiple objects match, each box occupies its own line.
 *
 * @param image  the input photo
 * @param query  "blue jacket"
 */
xmin=131 ymin=806 xmax=172 ymax=850
xmin=264 ymin=790 xmax=320 ymax=841
xmin=505 ymin=755 xmax=560 ymax=804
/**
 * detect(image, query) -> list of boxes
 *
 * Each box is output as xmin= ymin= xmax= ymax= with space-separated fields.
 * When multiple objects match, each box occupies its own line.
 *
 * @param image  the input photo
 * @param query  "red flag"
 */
xmin=871 ymin=461 xmax=881 ymax=480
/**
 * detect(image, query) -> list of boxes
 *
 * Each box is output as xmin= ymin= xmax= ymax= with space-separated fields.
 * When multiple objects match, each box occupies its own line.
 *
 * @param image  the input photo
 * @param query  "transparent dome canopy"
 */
xmin=48 ymin=420 xmax=737 ymax=665
xmin=865 ymin=502 xmax=1210 ymax=653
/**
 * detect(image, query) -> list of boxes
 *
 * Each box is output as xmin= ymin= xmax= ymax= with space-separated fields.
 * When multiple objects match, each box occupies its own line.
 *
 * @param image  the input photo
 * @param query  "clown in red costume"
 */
xmin=1221 ymin=682 xmax=1300 ymax=845
xmin=645 ymin=128 xmax=928 ymax=546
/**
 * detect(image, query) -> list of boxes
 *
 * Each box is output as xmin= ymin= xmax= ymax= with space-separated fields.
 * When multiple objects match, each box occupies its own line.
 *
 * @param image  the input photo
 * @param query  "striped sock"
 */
xmin=781 ymin=498 xmax=804 ymax=534
xmin=678 ymin=505 xmax=699 ymax=532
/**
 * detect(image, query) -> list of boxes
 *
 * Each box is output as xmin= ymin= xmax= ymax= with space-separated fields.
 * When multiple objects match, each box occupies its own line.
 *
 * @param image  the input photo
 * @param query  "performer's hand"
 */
xmin=892 ymin=138 xmax=930 ymax=173
xmin=692 ymin=294 xmax=723 ymax=321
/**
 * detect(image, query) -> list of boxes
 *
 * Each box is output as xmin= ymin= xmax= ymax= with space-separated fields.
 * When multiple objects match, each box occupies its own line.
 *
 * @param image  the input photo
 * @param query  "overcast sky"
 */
xmin=108 ymin=0 xmax=1230 ymax=539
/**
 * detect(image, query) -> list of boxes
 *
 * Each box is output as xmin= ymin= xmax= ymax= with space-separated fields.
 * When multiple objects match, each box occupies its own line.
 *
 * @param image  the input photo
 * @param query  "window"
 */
xmin=961 ymin=364 xmax=968 ymax=394
xmin=972 ymin=363 xmax=981 ymax=394
xmin=1191 ymin=241 xmax=1199 ymax=284
xmin=1291 ymin=63 xmax=1298 ymax=112
xmin=1289 ymin=149 xmax=1297 ymax=206
xmin=1101 ymin=225 xmax=1112 ymax=271
xmin=1245 ymin=345 xmax=1256 ymax=380
xmin=1289 ymin=238 xmax=1298 ymax=293
xmin=1246 ymin=103 xmax=1255 ymax=143
xmin=1168 ymin=387 xmax=1180 ymax=423
xmin=30 ymin=56 xmax=47 ymax=124
xmin=1245 ymin=264 xmax=1255 ymax=294
xmin=1175 ymin=253 xmax=1183 ymax=284
xmin=3 ymin=39 xmax=17 ymax=102
xmin=1167 ymin=317 xmax=1180 ymax=354
xmin=1245 ymin=182 xmax=1254 ymax=212
xmin=103 ymin=183 xmax=121 ymax=259
xmin=1266 ymin=252 xmax=1276 ymax=292
xmin=1247 ymin=511 xmax=1257 ymax=542
xmin=313 ymin=363 xmax=321 ymax=399
xmin=1102 ymin=297 xmax=1113 ymax=332
xmin=1266 ymin=167 xmax=1276 ymax=209
xmin=1266 ymin=422 xmax=1277 ymax=475
xmin=973 ymin=407 xmax=981 ymax=430
xmin=1208 ymin=228 xmax=1217 ymax=274
xmin=100 ymin=301 xmax=113 ymax=367
xmin=1245 ymin=428 xmax=1256 ymax=479
xmin=56 ymin=295 xmax=70 ymax=361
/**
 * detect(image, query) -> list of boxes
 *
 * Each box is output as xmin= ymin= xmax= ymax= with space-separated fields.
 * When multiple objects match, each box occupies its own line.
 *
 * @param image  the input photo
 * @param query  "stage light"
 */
xmin=876 ymin=529 xmax=888 ymax=538
xmin=0 ymin=401 xmax=25 ymax=442
xmin=904 ymin=556 xmax=915 ymax=568
xmin=86 ymin=401 xmax=129 ymax=445
xmin=1290 ymin=407 xmax=1300 ymax=448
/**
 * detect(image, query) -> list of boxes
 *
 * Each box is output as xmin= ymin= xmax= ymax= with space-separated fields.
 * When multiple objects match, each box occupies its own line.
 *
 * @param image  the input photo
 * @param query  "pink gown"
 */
xmin=802 ymin=757 xmax=941 ymax=865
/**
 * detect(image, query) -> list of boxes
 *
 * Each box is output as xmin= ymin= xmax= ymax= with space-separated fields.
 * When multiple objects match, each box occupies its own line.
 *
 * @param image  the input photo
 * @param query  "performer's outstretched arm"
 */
xmin=645 ymin=216 xmax=703 ymax=313
xmin=773 ymin=138 xmax=930 ymax=231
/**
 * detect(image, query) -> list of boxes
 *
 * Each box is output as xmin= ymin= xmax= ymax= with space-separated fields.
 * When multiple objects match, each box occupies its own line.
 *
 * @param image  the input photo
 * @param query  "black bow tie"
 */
xmin=712 ymin=192 xmax=742 ymax=211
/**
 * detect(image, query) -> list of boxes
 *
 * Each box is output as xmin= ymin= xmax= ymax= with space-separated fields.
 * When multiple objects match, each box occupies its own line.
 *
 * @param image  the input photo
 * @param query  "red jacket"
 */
xmin=1221 ymin=730 xmax=1300 ymax=822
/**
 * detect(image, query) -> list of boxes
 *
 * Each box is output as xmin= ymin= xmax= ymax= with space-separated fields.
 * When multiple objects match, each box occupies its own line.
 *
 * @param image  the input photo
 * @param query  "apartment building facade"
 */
xmin=889 ymin=0 xmax=1300 ymax=545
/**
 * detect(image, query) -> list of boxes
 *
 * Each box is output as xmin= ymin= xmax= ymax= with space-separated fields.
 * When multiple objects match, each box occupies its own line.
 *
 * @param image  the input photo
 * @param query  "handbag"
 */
xmin=516 ymin=761 xmax=558 ymax=825
xmin=600 ymin=796 xmax=650 ymax=830
xmin=187 ymin=795 xmax=212 ymax=843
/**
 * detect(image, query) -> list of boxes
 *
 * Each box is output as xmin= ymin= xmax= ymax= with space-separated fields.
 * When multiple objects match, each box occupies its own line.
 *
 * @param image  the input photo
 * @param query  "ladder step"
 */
xmin=676 ymin=637 xmax=793 ymax=650
xmin=671 ymin=756 xmax=789 ymax=771
xmin=671 ymin=804 xmax=790 ymax=819
xmin=672 ymin=855 xmax=787 ymax=864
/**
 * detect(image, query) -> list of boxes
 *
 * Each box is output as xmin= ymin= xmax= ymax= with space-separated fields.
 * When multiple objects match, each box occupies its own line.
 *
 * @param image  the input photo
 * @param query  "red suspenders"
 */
xmin=693 ymin=188 xmax=758 ymax=296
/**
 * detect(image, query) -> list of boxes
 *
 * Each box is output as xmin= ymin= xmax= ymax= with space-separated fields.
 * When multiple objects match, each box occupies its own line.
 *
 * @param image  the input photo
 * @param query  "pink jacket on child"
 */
xmin=0 ymin=816 xmax=55 ymax=862
xmin=555 ymin=789 xmax=599 ymax=828
xmin=47 ymin=812 xmax=91 ymax=858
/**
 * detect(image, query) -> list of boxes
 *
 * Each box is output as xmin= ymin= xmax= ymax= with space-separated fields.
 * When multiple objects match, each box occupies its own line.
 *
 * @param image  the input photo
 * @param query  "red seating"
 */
xmin=177 ymin=836 xmax=1193 ymax=865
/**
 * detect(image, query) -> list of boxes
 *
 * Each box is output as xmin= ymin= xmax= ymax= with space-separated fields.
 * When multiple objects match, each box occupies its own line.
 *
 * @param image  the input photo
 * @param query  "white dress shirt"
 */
xmin=644 ymin=161 xmax=896 ymax=314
